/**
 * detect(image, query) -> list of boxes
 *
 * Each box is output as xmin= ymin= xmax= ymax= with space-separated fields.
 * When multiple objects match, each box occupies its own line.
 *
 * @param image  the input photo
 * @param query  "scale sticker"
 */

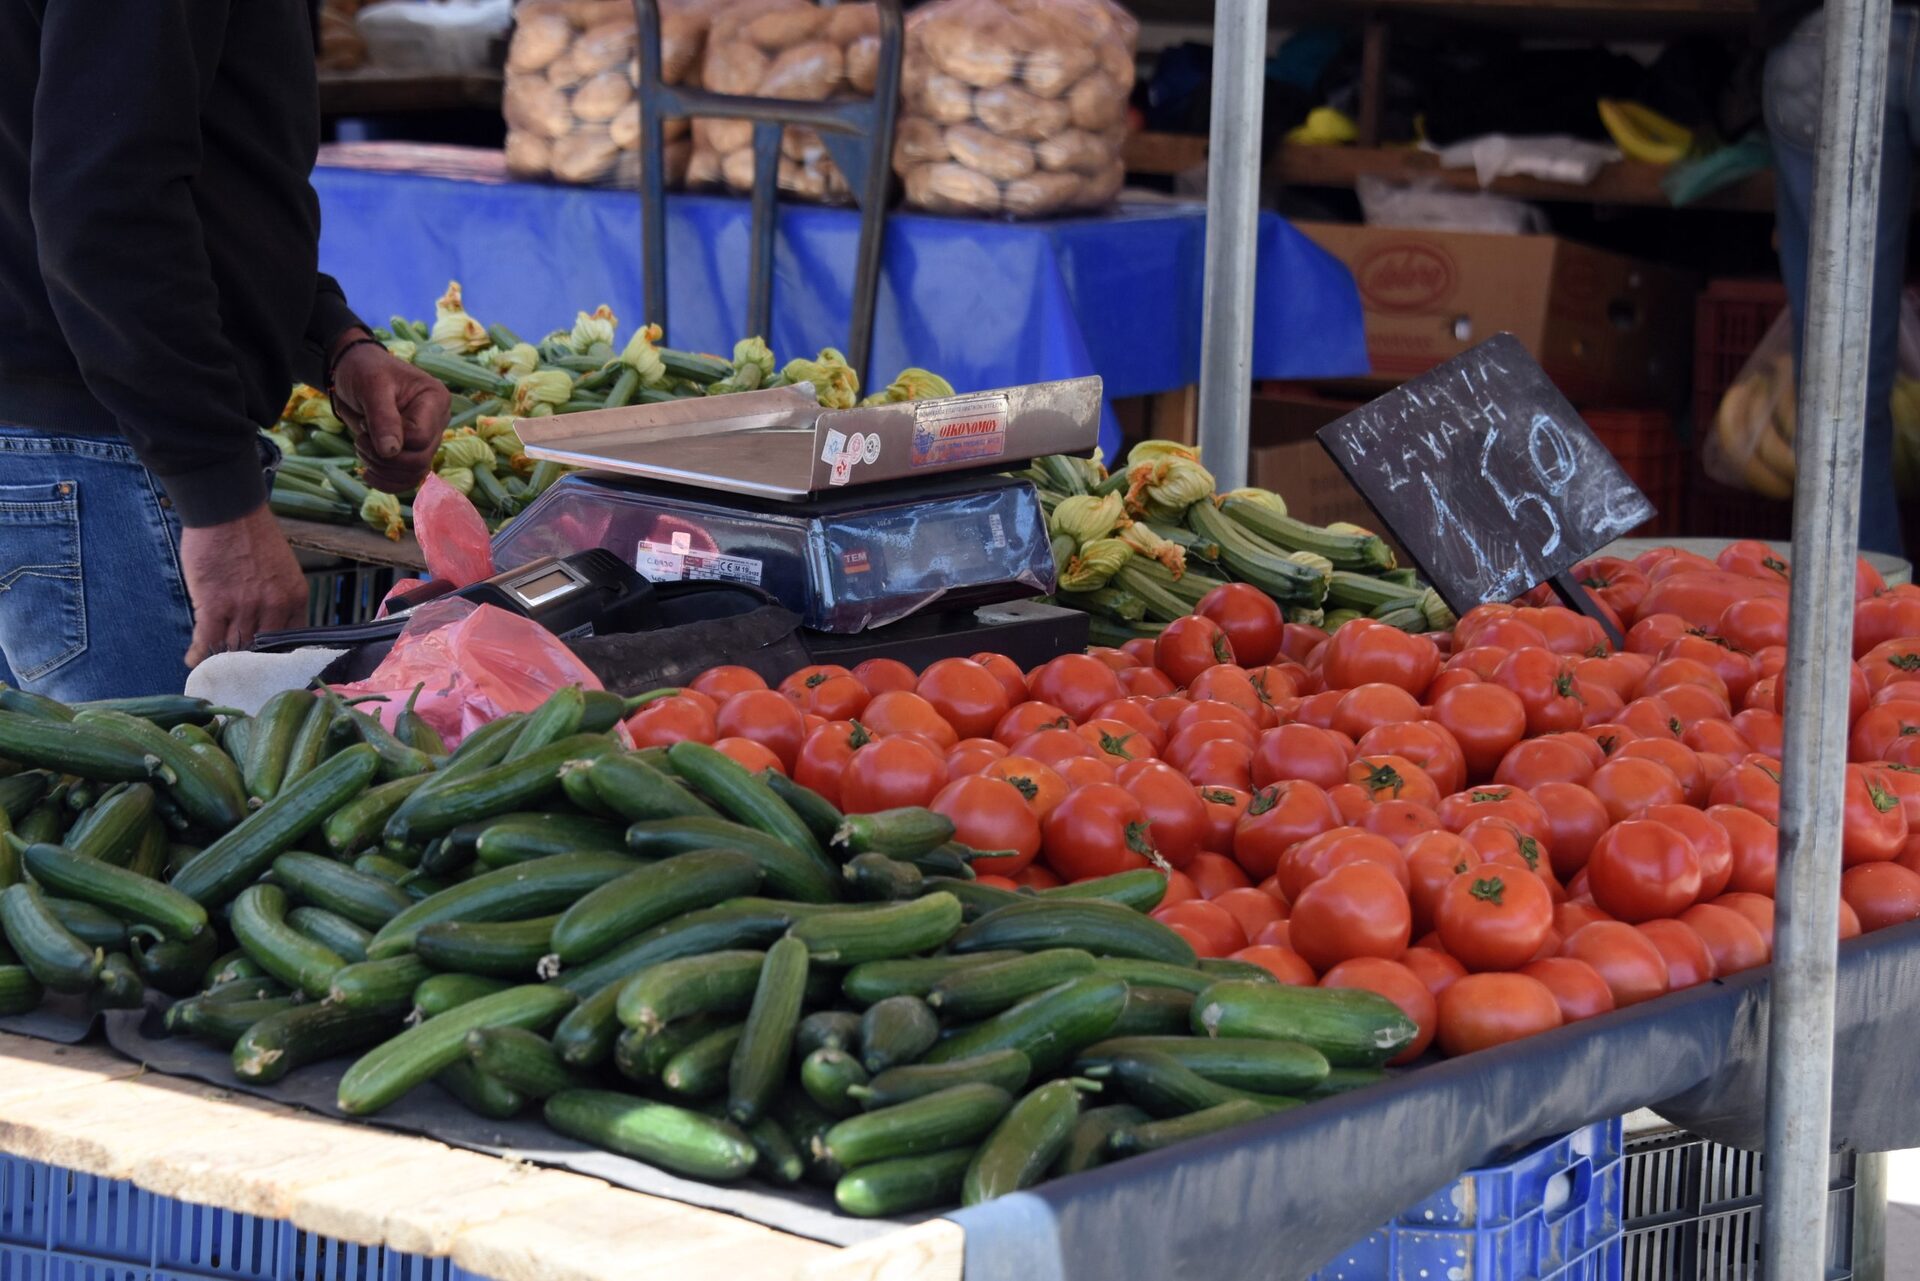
xmin=636 ymin=539 xmax=764 ymax=587
xmin=841 ymin=549 xmax=872 ymax=575
xmin=822 ymin=428 xmax=848 ymax=464
xmin=829 ymin=456 xmax=854 ymax=486
xmin=911 ymin=394 xmax=1009 ymax=469
xmin=862 ymin=433 xmax=882 ymax=464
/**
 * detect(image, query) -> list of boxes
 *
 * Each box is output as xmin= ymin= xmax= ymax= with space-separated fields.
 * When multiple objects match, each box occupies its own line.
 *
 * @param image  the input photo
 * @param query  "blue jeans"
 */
xmin=1765 ymin=7 xmax=1919 ymax=556
xmin=0 ymin=429 xmax=194 ymax=699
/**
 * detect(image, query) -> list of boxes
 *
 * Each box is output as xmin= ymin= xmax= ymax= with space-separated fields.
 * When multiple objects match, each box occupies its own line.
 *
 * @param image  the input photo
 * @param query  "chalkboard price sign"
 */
xmin=1316 ymin=334 xmax=1654 ymax=637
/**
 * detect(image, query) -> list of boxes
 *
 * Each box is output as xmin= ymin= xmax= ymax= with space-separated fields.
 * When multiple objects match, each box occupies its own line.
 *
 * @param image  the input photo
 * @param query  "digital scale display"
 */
xmin=510 ymin=567 xmax=581 ymax=606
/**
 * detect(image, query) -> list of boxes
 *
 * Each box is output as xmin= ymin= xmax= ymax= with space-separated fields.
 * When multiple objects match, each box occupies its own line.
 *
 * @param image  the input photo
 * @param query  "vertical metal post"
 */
xmin=1854 ymin=1151 xmax=1888 ymax=1281
xmin=1195 ymin=0 xmax=1269 ymax=491
xmin=1762 ymin=0 xmax=1890 ymax=1276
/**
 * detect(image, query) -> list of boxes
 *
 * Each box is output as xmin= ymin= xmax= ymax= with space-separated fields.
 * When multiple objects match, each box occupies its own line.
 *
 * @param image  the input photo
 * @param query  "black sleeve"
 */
xmin=28 ymin=0 xmax=267 ymax=528
xmin=303 ymin=272 xmax=368 ymax=388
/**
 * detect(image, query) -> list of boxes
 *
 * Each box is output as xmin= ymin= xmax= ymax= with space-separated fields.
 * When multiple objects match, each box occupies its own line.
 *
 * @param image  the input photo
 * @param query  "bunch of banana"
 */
xmin=1597 ymin=99 xmax=1695 ymax=167
xmin=1713 ymin=351 xmax=1796 ymax=499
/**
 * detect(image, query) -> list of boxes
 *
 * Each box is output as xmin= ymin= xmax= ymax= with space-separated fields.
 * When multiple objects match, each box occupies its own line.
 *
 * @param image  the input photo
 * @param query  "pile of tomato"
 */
xmin=624 ymin=537 xmax=1920 ymax=1063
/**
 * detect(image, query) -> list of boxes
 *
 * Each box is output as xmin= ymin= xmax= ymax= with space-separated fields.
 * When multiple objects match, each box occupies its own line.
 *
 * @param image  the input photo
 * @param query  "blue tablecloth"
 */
xmin=313 ymin=168 xmax=1368 ymax=456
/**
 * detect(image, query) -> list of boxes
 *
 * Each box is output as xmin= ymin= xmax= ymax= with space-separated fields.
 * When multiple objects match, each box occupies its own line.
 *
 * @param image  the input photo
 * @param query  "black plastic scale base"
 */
xmin=803 ymin=600 xmax=1087 ymax=672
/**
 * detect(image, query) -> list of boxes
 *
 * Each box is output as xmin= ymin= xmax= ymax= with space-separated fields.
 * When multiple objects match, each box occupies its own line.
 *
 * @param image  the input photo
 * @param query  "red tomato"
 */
xmin=1323 ymin=619 xmax=1440 ymax=696
xmin=1087 ymin=646 xmax=1136 ymax=674
xmin=1430 ymin=681 xmax=1529 ymax=782
xmin=1163 ymin=722 xmax=1255 ymax=776
xmin=1626 ymin=613 xmax=1695 ymax=657
xmin=1842 ymin=862 xmax=1920 ymax=932
xmin=1182 ymin=667 xmax=1272 ymax=728
xmin=946 ymin=737 xmax=1010 ymax=778
xmin=1326 ymin=783 xmax=1369 ymax=825
xmin=1843 ymin=764 xmax=1910 ymax=865
xmin=860 ymin=690 xmax=958 ymax=750
xmin=1173 ymin=698 xmax=1259 ymax=739
xmin=1460 ymin=816 xmax=1556 ymax=889
xmin=1276 ymin=622 xmax=1327 ymax=663
xmin=1057 ymin=756 xmax=1117 ymax=789
xmin=1555 ymin=900 xmax=1613 ymax=937
xmin=1857 ymin=638 xmax=1920 ymax=697
xmin=1345 ymin=754 xmax=1441 ymax=808
xmin=1519 ymin=957 xmax=1616 ymax=1023
xmin=1573 ymin=556 xmax=1651 ymax=621
xmin=1709 ymin=758 xmax=1782 ymax=824
xmin=841 ymin=735 xmax=948 ymax=813
xmin=1252 ymin=918 xmax=1289 ymax=947
xmin=1231 ymin=944 xmax=1317 ymax=985
xmin=1182 ymin=739 xmax=1256 ymax=791
xmin=1435 ymin=866 xmax=1553 ymax=972
xmin=1233 ymin=779 xmax=1341 ymax=879
xmin=712 ymin=736 xmax=784 ymax=774
xmin=1718 ymin=538 xmax=1791 ymax=582
xmin=1437 ymin=973 xmax=1564 ymax=1055
xmin=1492 ymin=647 xmax=1586 ymax=736
xmin=1330 ymin=684 xmax=1425 ymax=741
xmin=973 ymin=874 xmax=1020 ymax=890
xmin=1185 ymin=850 xmax=1253 ymax=899
xmin=1713 ymin=892 xmax=1776 ymax=953
xmin=1402 ymin=945 xmax=1469 ymax=998
xmin=1196 ymin=582 xmax=1286 ymax=666
xmin=796 ymin=674 xmax=871 ymax=720
xmin=1252 ymin=724 xmax=1353 ymax=790
xmin=1077 ymin=719 xmax=1159 ymax=766
xmin=1212 ymin=886 xmax=1285 ymax=939
xmin=1274 ymin=827 xmax=1408 ymax=903
xmin=993 ymin=701 xmax=1073 ymax=746
xmin=961 ymin=651 xmax=1027 ymax=706
xmin=1320 ymin=957 xmax=1437 ymax=1063
xmin=851 ymin=657 xmax=917 ymax=695
xmin=1355 ymin=721 xmax=1468 ymax=796
xmin=1197 ymin=786 xmax=1252 ymax=854
xmin=1661 ymin=635 xmax=1757 ymax=704
xmin=931 ymin=774 xmax=1042 ymax=875
xmin=777 ymin=664 xmax=851 ymax=702
xmin=1404 ymin=830 xmax=1482 ymax=937
xmin=625 ymin=695 xmax=718 ymax=749
xmin=1684 ymin=718 xmax=1751 ymax=761
xmin=1529 ymin=781 xmax=1612 ymax=881
xmin=1027 ymin=654 xmax=1125 ymax=724
xmin=1151 ymin=899 xmax=1247 ymax=958
xmin=1288 ymin=862 xmax=1412 ymax=972
xmin=1841 ymin=898 xmax=1864 ymax=939
xmin=1155 ymin=615 xmax=1238 ymax=688
xmin=1160 ymin=868 xmax=1200 ymax=907
xmin=1581 ymin=722 xmax=1641 ymax=761
xmin=1435 ymin=785 xmax=1550 ymax=843
xmin=1678 ymin=904 xmax=1770 ymax=976
xmin=914 ymin=658 xmax=1013 ymax=741
xmin=1118 ymin=762 xmax=1208 ymax=868
xmin=691 ymin=665 xmax=768 ymax=703
xmin=1010 ymin=863 xmax=1062 ymax=891
xmin=1638 ymin=919 xmax=1715 ymax=989
xmin=1361 ymin=798 xmax=1443 ymax=849
xmin=793 ymin=720 xmax=869 ymax=806
xmin=1643 ymin=803 xmax=1733 ymax=903
xmin=1853 ymin=700 xmax=1920 ymax=762
xmin=1639 ymin=571 xmax=1788 ymax=632
xmin=1493 ymin=737 xmax=1596 ymax=792
xmin=711 ymin=689 xmax=807 ymax=772
xmin=1290 ymin=689 xmax=1345 ymax=731
xmin=1615 ymin=738 xmax=1706 ymax=807
xmin=1588 ymin=756 xmax=1687 ymax=824
xmin=980 ymin=754 xmax=1069 ymax=821
xmin=1586 ymin=819 xmax=1702 ymax=922
xmin=1118 ymin=666 xmax=1178 ymax=698
xmin=1853 ymin=595 xmax=1920 ymax=659
xmin=1561 ymin=920 xmax=1669 ymax=1007
xmin=1042 ymin=783 xmax=1158 ymax=881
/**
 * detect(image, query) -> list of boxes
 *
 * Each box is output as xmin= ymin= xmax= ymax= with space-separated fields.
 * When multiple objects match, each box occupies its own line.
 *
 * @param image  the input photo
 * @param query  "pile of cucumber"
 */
xmin=0 ymin=683 xmax=1417 ymax=1217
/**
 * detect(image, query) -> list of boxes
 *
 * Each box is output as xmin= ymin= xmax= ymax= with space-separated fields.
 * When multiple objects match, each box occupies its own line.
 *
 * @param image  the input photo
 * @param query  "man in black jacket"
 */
xmin=0 ymin=0 xmax=449 ymax=699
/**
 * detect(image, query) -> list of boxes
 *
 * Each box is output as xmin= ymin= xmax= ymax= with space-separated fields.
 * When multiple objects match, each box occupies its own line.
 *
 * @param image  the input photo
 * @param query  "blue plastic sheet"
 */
xmin=312 ymin=169 xmax=1368 ymax=456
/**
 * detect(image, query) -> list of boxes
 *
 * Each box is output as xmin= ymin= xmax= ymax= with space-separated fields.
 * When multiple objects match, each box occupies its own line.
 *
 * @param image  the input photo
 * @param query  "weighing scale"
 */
xmin=492 ymin=376 xmax=1101 ymax=667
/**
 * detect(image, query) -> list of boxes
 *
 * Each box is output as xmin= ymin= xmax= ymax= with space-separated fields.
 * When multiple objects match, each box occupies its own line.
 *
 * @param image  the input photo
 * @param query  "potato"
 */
xmin=507 ymin=12 xmax=573 ymax=74
xmin=827 ymin=4 xmax=879 ymax=44
xmin=720 ymin=144 xmax=760 ymax=190
xmin=847 ymin=33 xmax=879 ymax=93
xmin=552 ymin=128 xmax=621 ymax=184
xmin=1002 ymin=169 xmax=1082 ymax=218
xmin=759 ymin=39 xmax=845 ymax=100
xmin=1020 ymin=38 xmax=1096 ymax=98
xmin=545 ymin=45 xmax=591 ymax=91
xmin=1083 ymin=156 xmax=1126 ymax=205
xmin=504 ymin=75 xmax=573 ymax=139
xmin=610 ymin=104 xmax=642 ymax=150
xmin=572 ymin=70 xmax=634 ymax=123
xmin=905 ymin=161 xmax=1002 ymax=214
xmin=573 ymin=22 xmax=637 ymax=74
xmin=893 ymin=116 xmax=950 ymax=166
xmin=910 ymin=70 xmax=976 ymax=124
xmin=698 ymin=118 xmax=756 ymax=153
xmin=1036 ymin=127 xmax=1109 ymax=174
xmin=781 ymin=125 xmax=827 ymax=164
xmin=1097 ymin=34 xmax=1135 ymax=92
xmin=687 ymin=145 xmax=724 ymax=187
xmin=1068 ymin=70 xmax=1126 ymax=131
xmin=747 ymin=6 xmax=825 ymax=51
xmin=660 ymin=11 xmax=708 ymax=83
xmin=702 ymin=38 xmax=769 ymax=93
xmin=974 ymin=83 xmax=1071 ymax=141
xmin=928 ymin=20 xmax=1018 ymax=89
xmin=946 ymin=123 xmax=1035 ymax=182
xmin=504 ymin=130 xmax=553 ymax=180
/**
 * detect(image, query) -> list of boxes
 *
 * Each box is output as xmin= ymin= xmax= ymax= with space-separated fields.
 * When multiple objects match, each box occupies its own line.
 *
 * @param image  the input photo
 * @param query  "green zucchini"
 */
xmin=821 ymin=1083 xmax=1014 ymax=1169
xmin=1108 ymin=1098 xmax=1266 ymax=1154
xmin=727 ymin=935 xmax=808 ymax=1125
xmin=924 ymin=976 xmax=1128 ymax=1076
xmin=322 ymin=773 xmax=433 ymax=855
xmin=544 ymin=1090 xmax=757 ymax=1181
xmin=850 ymin=1049 xmax=1032 ymax=1111
xmin=859 ymin=996 xmax=940 ymax=1074
xmin=287 ymin=906 xmax=372 ymax=964
xmin=788 ymin=893 xmax=964 ymax=966
xmin=920 ymin=876 xmax=1025 ymax=919
xmin=0 ymin=883 xmax=101 ymax=992
xmin=1196 ymin=957 xmax=1283 ymax=986
xmin=796 ymin=1010 xmax=863 ymax=1058
xmin=1191 ymin=980 xmax=1418 ymax=1068
xmin=833 ymin=808 xmax=957 ymax=858
xmin=1088 ymin=957 xmax=1223 ymax=997
xmin=76 ymin=695 xmax=236 ymax=730
xmin=660 ymin=1022 xmax=746 ymax=1098
xmin=441 ymin=713 xmax=527 ymax=780
xmin=340 ymin=706 xmax=437 ymax=782
xmin=1053 ymin=1103 xmax=1149 ymax=1176
xmin=472 ymin=813 xmax=627 ymax=867
xmin=0 ymin=710 xmax=157 ymax=782
xmin=625 ymin=817 xmax=839 ymax=903
xmin=272 ymin=851 xmax=414 ymax=929
xmin=232 ymin=884 xmax=346 ymax=998
xmin=502 ymin=686 xmax=585 ymax=763
xmin=233 ymin=1001 xmax=402 ymax=1084
xmin=365 ymin=850 xmax=636 ymax=959
xmin=664 ymin=741 xmax=828 ymax=864
xmin=1075 ymin=1036 xmax=1330 ymax=1094
xmin=21 ymin=841 xmax=206 ymax=940
xmin=585 ymin=753 xmax=718 ymax=823
xmin=577 ymin=689 xmax=631 ymax=735
xmin=1105 ymin=1050 xmax=1300 ymax=1117
xmin=951 ymin=898 xmax=1197 ymax=966
xmin=242 ymin=690 xmax=313 ymax=801
xmin=338 ymin=984 xmax=577 ymax=1115
xmin=44 ymin=896 xmax=126 ymax=949
xmin=62 ymin=783 xmax=155 ymax=864
xmin=175 ymin=995 xmax=300 ymax=1048
xmin=462 ymin=1026 xmax=588 ymax=1099
xmin=963 ymin=1078 xmax=1085 ymax=1205
xmin=203 ymin=951 xmax=267 ymax=988
xmin=280 ymin=694 xmax=339 ymax=790
xmin=614 ymin=1014 xmax=719 ymax=1083
xmin=1110 ymin=986 xmax=1198 ymax=1038
xmin=412 ymin=972 xmax=511 ymax=1018
xmin=128 ymin=929 xmax=219 ymax=997
xmin=384 ymin=734 xmax=613 ymax=845
xmin=616 ymin=949 xmax=764 ymax=1034
xmin=760 ymin=770 xmax=843 ymax=846
xmin=0 ymin=772 xmax=50 ymax=824
xmin=71 ymin=709 xmax=246 ymax=831
xmin=329 ymin=955 xmax=435 ymax=1015
xmin=926 ymin=949 xmax=1096 ymax=1021
xmin=435 ymin=1061 xmax=526 ymax=1120
xmin=0 ymin=686 xmax=73 ymax=721
xmin=172 ymin=744 xmax=380 ymax=907
xmin=800 ymin=1046 xmax=869 ymax=1117
xmin=126 ymin=818 xmax=170 ymax=881
xmin=354 ymin=853 xmax=415 ymax=883
xmin=550 ymin=849 xmax=762 ymax=965
xmin=839 ymin=951 xmax=1023 ymax=1006
xmin=841 ymin=852 xmax=925 ymax=901
xmin=415 ymin=915 xmax=559 ymax=980
xmin=835 ymin=1148 xmax=974 ymax=1218
xmin=1037 ymin=869 xmax=1169 ymax=912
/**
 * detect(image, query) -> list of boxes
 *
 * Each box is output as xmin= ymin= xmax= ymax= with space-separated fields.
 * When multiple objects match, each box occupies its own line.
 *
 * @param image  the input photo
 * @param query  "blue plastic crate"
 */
xmin=1311 ymin=1118 xmax=1626 ymax=1281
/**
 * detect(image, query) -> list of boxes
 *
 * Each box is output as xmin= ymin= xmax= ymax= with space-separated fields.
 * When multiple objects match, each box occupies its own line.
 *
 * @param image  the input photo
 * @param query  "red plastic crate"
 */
xmin=1585 ymin=409 xmax=1683 ymax=536
xmin=1692 ymin=279 xmax=1789 ymax=442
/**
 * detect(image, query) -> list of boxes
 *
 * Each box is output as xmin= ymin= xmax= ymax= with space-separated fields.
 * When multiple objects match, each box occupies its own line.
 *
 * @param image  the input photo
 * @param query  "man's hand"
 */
xmin=329 ymin=329 xmax=449 ymax=492
xmin=181 ymin=504 xmax=309 ymax=667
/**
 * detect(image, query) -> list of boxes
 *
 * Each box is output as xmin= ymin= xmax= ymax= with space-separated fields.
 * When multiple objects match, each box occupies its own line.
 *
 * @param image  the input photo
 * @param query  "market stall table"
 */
xmin=310 ymin=167 xmax=1370 ymax=457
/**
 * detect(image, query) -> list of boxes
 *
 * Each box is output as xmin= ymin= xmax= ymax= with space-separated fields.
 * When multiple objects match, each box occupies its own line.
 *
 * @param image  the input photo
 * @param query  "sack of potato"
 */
xmin=894 ymin=0 xmax=1135 ymax=218
xmin=503 ymin=0 xmax=713 ymax=186
xmin=686 ymin=0 xmax=881 ymax=204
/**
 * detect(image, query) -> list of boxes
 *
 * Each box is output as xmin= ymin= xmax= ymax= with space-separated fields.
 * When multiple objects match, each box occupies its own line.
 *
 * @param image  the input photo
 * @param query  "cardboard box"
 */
xmin=1295 ymin=222 xmax=1695 ymax=407
xmin=1247 ymin=385 xmax=1382 ymax=532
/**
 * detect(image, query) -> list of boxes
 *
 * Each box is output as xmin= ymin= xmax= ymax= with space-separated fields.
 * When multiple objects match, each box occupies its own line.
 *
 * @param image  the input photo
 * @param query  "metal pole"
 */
xmin=1854 ymin=1150 xmax=1888 ymax=1281
xmin=1762 ymin=0 xmax=1890 ymax=1275
xmin=1194 ymin=0 xmax=1268 ymax=490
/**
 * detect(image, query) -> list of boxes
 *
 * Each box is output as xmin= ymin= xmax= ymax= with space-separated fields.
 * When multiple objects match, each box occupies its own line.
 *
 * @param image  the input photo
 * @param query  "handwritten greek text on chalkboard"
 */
xmin=1317 ymin=334 xmax=1655 ymax=616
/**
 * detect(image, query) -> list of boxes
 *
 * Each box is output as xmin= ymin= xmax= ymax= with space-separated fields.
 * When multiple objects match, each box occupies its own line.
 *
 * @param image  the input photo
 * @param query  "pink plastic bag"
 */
xmin=414 ymin=473 xmax=495 ymax=588
xmin=376 ymin=577 xmax=427 ymax=618
xmin=330 ymin=598 xmax=608 ymax=747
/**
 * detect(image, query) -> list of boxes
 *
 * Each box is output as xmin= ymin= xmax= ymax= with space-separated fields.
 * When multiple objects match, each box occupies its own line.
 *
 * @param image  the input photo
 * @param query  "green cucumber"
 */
xmin=1105 ymin=1050 xmax=1300 ymax=1117
xmin=761 ymin=770 xmax=844 ymax=847
xmin=1108 ymin=1098 xmax=1266 ymax=1154
xmin=71 ymin=709 xmax=246 ymax=831
xmin=233 ymin=1001 xmax=403 ymax=1084
xmin=615 ymin=949 xmax=764 ymax=1034
xmin=14 ymin=798 xmax=67 ymax=845
xmin=340 ymin=705 xmax=437 ymax=782
xmin=414 ymin=835 xmax=473 ymax=879
xmin=835 ymin=1147 xmax=974 ymax=1218
xmin=203 ymin=951 xmax=266 ymax=988
xmin=462 ymin=1027 xmax=588 ymax=1098
xmin=393 ymin=686 xmax=447 ymax=757
xmin=62 ymin=783 xmax=155 ymax=864
xmin=625 ymin=817 xmax=839 ymax=903
xmin=435 ymin=1061 xmax=526 ymax=1119
xmin=614 ymin=1014 xmax=716 ymax=1083
xmin=774 ymin=1088 xmax=846 ymax=1187
xmin=0 ymin=686 xmax=73 ymax=721
xmin=176 ymin=995 xmax=300 ymax=1048
xmin=21 ymin=841 xmax=206 ymax=940
xmin=665 ymin=742 xmax=829 ymax=865
xmin=840 ymin=951 xmax=1023 ymax=1006
xmin=544 ymin=1090 xmax=757 ymax=1181
xmin=1 ymin=883 xmax=101 ymax=992
xmin=660 ymin=1022 xmax=746 ymax=1097
xmin=89 ymin=951 xmax=144 ymax=1010
xmin=279 ymin=694 xmax=339 ymax=790
xmin=1088 ymin=958 xmax=1223 ymax=997
xmin=926 ymin=949 xmax=1096 ymax=1021
xmin=744 ymin=1114 xmax=806 ymax=1186
xmin=415 ymin=915 xmax=559 ymax=980
xmin=952 ymin=898 xmax=1197 ymax=966
xmin=832 ymin=808 xmax=956 ymax=858
xmin=127 ymin=929 xmax=219 ymax=997
xmin=924 ymin=976 xmax=1127 ymax=1076
xmin=1038 ymin=869 xmax=1169 ymax=912
xmin=558 ymin=760 xmax=615 ymax=818
xmin=365 ymin=850 xmax=636 ymax=959
xmin=44 ymin=896 xmax=126 ymax=949
xmin=440 ymin=714 xmax=525 ymax=778
xmin=502 ymin=686 xmax=586 ymax=763
xmin=586 ymin=753 xmax=719 ymax=822
xmin=550 ymin=850 xmax=761 ymax=965
xmin=385 ymin=735 xmax=613 ymax=845
xmin=963 ymin=1078 xmax=1086 ymax=1205
xmin=859 ymin=996 xmax=939 ymax=1074
xmin=232 ymin=885 xmax=346 ymax=998
xmin=800 ymin=1047 xmax=869 ymax=1117
xmin=287 ymin=906 xmax=372 ymax=963
xmin=354 ymin=853 xmax=414 ymax=883
xmin=1110 ymin=985 xmax=1197 ymax=1037
xmin=727 ymin=935 xmax=808 ymax=1125
xmin=1196 ymin=957 xmax=1284 ymax=985
xmin=172 ymin=744 xmax=380 ymax=907
xmin=472 ymin=813 xmax=627 ymax=867
xmin=126 ymin=818 xmax=169 ymax=880
xmin=0 ymin=964 xmax=42 ymax=1015
xmin=1191 ymin=980 xmax=1417 ymax=1068
xmin=328 ymin=955 xmax=434 ymax=1014
xmin=921 ymin=876 xmax=1025 ymax=919
xmin=821 ymin=1082 xmax=1014 ymax=1168
xmin=1075 ymin=1036 xmax=1330 ymax=1094
xmin=578 ymin=689 xmax=631 ymax=735
xmin=338 ymin=984 xmax=577 ymax=1115
xmin=0 ymin=772 xmax=50 ymax=824
xmin=851 ymin=1049 xmax=1032 ymax=1111
xmin=323 ymin=774 xmax=433 ymax=855
xmin=271 ymin=851 xmax=414 ymax=929
xmin=796 ymin=1010 xmax=862 ymax=1058
xmin=1301 ymin=1066 xmax=1389 ymax=1099
xmin=242 ymin=690 xmax=313 ymax=801
xmin=1052 ymin=1104 xmax=1149 ymax=1176
xmin=219 ymin=713 xmax=254 ymax=764
xmin=412 ymin=972 xmax=511 ymax=1018
xmin=0 ymin=709 xmax=157 ymax=782
xmin=788 ymin=892 xmax=963 ymax=966
xmin=841 ymin=853 xmax=924 ymax=901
